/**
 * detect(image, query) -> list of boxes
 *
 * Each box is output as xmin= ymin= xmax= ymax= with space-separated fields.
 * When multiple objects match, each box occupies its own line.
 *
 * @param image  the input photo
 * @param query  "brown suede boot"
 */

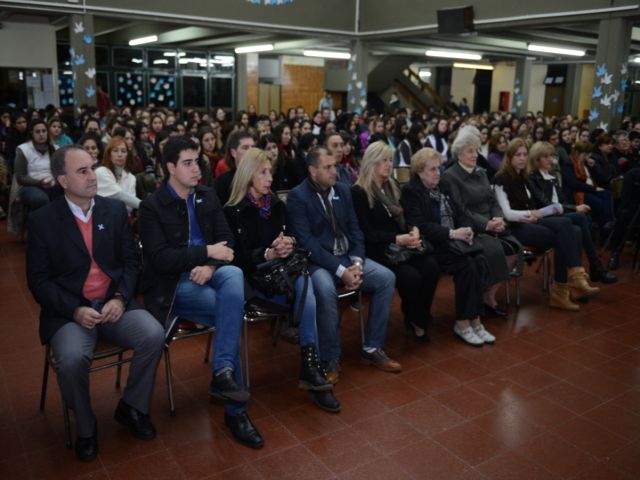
xmin=567 ymin=267 xmax=601 ymax=300
xmin=549 ymin=282 xmax=580 ymax=311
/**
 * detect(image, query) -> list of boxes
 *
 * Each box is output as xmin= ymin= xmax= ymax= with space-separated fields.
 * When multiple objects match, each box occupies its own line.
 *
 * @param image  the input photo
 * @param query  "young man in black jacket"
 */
xmin=138 ymin=136 xmax=263 ymax=449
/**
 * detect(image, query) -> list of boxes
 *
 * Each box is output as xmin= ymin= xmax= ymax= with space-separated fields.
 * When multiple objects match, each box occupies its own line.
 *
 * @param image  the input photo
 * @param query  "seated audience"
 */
xmin=494 ymin=138 xmax=600 ymax=310
xmin=528 ymin=141 xmax=616 ymax=283
xmin=401 ymin=148 xmax=492 ymax=346
xmin=26 ymin=145 xmax=164 ymax=461
xmin=95 ymin=136 xmax=140 ymax=212
xmin=352 ymin=141 xmax=440 ymax=342
xmin=139 ymin=136 xmax=264 ymax=449
xmin=288 ymin=146 xmax=401 ymax=383
xmin=224 ymin=147 xmax=340 ymax=412
xmin=214 ymin=130 xmax=254 ymax=204
xmin=441 ymin=126 xmax=520 ymax=318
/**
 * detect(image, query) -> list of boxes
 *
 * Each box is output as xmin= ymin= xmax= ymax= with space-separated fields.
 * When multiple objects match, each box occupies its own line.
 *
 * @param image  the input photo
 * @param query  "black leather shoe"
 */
xmin=309 ymin=390 xmax=341 ymax=413
xmin=607 ymin=252 xmax=621 ymax=271
xmin=75 ymin=432 xmax=98 ymax=462
xmin=209 ymin=369 xmax=250 ymax=403
xmin=590 ymin=266 xmax=618 ymax=284
xmin=484 ymin=303 xmax=507 ymax=317
xmin=404 ymin=318 xmax=431 ymax=343
xmin=224 ymin=412 xmax=264 ymax=449
xmin=114 ymin=399 xmax=156 ymax=440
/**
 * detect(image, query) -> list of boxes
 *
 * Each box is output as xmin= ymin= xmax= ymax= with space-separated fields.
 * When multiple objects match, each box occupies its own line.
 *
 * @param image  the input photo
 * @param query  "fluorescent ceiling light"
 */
xmin=214 ymin=55 xmax=235 ymax=62
xmin=633 ymin=57 xmax=640 ymax=63
xmin=129 ymin=35 xmax=158 ymax=46
xmin=426 ymin=49 xmax=482 ymax=60
xmin=153 ymin=59 xmax=169 ymax=65
xmin=527 ymin=44 xmax=585 ymax=56
xmin=131 ymin=58 xmax=143 ymax=64
xmin=235 ymin=44 xmax=273 ymax=54
xmin=418 ymin=70 xmax=432 ymax=78
xmin=303 ymin=50 xmax=351 ymax=60
xmin=453 ymin=62 xmax=494 ymax=71
xmin=163 ymin=52 xmax=186 ymax=57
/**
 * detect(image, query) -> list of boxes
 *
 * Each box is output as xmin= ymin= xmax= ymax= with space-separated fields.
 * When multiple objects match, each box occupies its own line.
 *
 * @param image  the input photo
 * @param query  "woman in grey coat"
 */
xmin=440 ymin=126 xmax=521 ymax=316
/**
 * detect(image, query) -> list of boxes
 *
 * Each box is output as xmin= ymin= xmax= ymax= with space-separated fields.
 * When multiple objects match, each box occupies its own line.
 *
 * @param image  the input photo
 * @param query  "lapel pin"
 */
xmin=196 ymin=198 xmax=203 ymax=204
xmin=98 ymin=224 xmax=105 ymax=231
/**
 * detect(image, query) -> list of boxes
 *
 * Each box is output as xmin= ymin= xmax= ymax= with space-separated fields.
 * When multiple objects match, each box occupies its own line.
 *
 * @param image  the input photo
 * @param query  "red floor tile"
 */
xmin=252 ymin=445 xmax=334 ymax=480
xmin=390 ymin=437 xmax=470 ymax=480
xmin=432 ymin=421 xmax=506 ymax=466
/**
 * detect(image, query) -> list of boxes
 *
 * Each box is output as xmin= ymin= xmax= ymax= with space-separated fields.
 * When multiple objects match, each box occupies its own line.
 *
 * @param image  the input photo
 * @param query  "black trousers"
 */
xmin=393 ymin=254 xmax=440 ymax=329
xmin=432 ymin=250 xmax=488 ymax=321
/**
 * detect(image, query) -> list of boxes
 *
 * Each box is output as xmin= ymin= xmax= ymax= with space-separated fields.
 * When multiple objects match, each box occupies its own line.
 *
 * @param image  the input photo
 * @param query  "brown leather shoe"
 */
xmin=360 ymin=349 xmax=402 ymax=373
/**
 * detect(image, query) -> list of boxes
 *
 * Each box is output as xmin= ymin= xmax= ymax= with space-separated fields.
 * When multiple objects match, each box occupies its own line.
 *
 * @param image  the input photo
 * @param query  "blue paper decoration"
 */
xmin=82 ymin=35 xmax=93 ymax=45
xmin=588 ymin=108 xmax=599 ymax=121
xmin=74 ymin=54 xmax=85 ymax=66
xmin=595 ymin=64 xmax=607 ymax=78
xmin=592 ymin=86 xmax=602 ymax=99
xmin=617 ymin=104 xmax=624 ymax=113
xmin=85 ymin=86 xmax=95 ymax=98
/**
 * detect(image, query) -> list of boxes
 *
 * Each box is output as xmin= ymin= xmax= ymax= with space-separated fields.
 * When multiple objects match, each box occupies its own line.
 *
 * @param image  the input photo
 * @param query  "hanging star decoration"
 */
xmin=601 ymin=73 xmax=613 ymax=85
xmin=598 ymin=121 xmax=609 ymax=131
xmin=73 ymin=21 xmax=84 ymax=34
xmin=588 ymin=108 xmax=599 ymax=121
xmin=592 ymin=86 xmax=602 ymax=99
xmin=84 ymin=67 xmax=96 ymax=79
xmin=600 ymin=94 xmax=613 ymax=107
xmin=85 ymin=86 xmax=96 ymax=98
xmin=595 ymin=64 xmax=608 ymax=78
xmin=83 ymin=34 xmax=93 ymax=45
xmin=73 ymin=54 xmax=85 ymax=66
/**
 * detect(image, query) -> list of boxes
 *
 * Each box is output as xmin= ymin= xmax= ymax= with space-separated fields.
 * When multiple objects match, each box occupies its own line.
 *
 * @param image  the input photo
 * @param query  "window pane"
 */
xmin=148 ymin=74 xmax=176 ymax=108
xmin=210 ymin=76 xmax=232 ymax=108
xmin=115 ymin=72 xmax=145 ymax=108
xmin=113 ymin=47 xmax=144 ymax=68
xmin=182 ymin=75 xmax=206 ymax=108
xmin=148 ymin=50 xmax=176 ymax=70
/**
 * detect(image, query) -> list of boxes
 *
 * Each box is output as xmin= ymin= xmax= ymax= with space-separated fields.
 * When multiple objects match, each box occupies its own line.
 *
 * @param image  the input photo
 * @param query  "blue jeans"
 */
xmin=584 ymin=190 xmax=614 ymax=227
xmin=19 ymin=186 xmax=53 ymax=211
xmin=311 ymin=258 xmax=395 ymax=363
xmin=172 ymin=265 xmax=246 ymax=415
xmin=256 ymin=274 xmax=317 ymax=347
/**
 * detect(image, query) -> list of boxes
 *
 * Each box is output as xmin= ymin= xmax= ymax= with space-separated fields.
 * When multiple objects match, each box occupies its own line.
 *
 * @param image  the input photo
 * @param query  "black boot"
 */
xmin=309 ymin=390 xmax=341 ymax=413
xmin=299 ymin=345 xmax=333 ymax=391
xmin=590 ymin=261 xmax=618 ymax=284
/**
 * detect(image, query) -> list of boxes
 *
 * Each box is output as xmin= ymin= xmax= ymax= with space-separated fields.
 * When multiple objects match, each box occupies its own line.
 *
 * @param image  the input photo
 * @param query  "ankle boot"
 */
xmin=608 ymin=250 xmax=621 ymax=271
xmin=549 ymin=282 xmax=580 ymax=311
xmin=568 ymin=267 xmax=601 ymax=300
xmin=299 ymin=345 xmax=333 ymax=392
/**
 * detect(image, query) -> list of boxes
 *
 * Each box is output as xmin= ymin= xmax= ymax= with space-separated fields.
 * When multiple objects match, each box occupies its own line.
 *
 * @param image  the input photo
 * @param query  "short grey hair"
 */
xmin=51 ymin=144 xmax=85 ymax=179
xmin=451 ymin=125 xmax=481 ymax=158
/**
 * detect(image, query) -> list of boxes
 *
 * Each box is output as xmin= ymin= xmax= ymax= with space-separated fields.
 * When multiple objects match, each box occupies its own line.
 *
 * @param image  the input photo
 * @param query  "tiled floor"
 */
xmin=1 ymin=222 xmax=639 ymax=479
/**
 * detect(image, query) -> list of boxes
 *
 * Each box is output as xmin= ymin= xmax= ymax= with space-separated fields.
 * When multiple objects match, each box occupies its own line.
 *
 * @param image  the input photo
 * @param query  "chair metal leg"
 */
xmin=505 ymin=279 xmax=511 ymax=306
xmin=40 ymin=345 xmax=50 ymax=411
xmin=515 ymin=276 xmax=521 ymax=307
xmin=243 ymin=317 xmax=251 ymax=388
xmin=164 ymin=348 xmax=176 ymax=416
xmin=358 ymin=291 xmax=365 ymax=345
xmin=543 ymin=253 xmax=550 ymax=292
xmin=204 ymin=332 xmax=213 ymax=364
xmin=115 ymin=351 xmax=123 ymax=388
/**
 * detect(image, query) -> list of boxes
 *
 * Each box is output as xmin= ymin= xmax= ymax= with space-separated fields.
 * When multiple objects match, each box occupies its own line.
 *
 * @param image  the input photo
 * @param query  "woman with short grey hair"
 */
xmin=441 ymin=126 xmax=521 ymax=317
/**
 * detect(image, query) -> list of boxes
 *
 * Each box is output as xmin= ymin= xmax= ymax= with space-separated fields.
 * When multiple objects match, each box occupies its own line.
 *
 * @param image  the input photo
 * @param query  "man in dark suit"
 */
xmin=26 ymin=145 xmax=165 ymax=462
xmin=287 ymin=146 xmax=401 ymax=384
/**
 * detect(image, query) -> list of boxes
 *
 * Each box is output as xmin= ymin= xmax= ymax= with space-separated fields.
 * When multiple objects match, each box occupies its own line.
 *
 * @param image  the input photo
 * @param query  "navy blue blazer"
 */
xmin=287 ymin=178 xmax=365 ymax=274
xmin=26 ymin=195 xmax=141 ymax=344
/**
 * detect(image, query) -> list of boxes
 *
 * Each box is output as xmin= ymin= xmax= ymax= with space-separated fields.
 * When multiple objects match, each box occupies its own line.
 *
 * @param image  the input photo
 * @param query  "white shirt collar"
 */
xmin=65 ymin=196 xmax=95 ymax=223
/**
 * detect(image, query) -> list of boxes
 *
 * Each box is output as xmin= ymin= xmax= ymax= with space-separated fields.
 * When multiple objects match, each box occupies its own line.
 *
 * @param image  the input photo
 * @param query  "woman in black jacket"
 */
xmin=224 ymin=148 xmax=339 ymax=413
xmin=401 ymin=147 xmax=493 ymax=347
xmin=528 ymin=141 xmax=616 ymax=283
xmin=351 ymin=141 xmax=440 ymax=342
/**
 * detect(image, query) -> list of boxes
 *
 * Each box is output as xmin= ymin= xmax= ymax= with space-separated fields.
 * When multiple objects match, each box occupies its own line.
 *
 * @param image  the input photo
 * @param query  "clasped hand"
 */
xmin=269 ymin=232 xmax=295 ymax=259
xmin=397 ymin=226 xmax=422 ymax=249
xmin=486 ymin=217 xmax=506 ymax=232
xmin=342 ymin=264 xmax=363 ymax=290
xmin=73 ymin=298 xmax=124 ymax=329
xmin=451 ymin=227 xmax=474 ymax=244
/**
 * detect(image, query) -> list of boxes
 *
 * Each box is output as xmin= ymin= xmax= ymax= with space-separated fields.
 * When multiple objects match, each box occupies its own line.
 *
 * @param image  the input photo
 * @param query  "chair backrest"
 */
xmin=393 ymin=167 xmax=411 ymax=185
xmin=276 ymin=189 xmax=290 ymax=204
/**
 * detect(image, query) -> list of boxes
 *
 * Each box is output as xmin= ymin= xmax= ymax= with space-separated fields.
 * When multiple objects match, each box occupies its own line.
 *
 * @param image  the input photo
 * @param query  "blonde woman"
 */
xmin=223 ymin=148 xmax=340 ymax=413
xmin=352 ymin=141 xmax=440 ymax=342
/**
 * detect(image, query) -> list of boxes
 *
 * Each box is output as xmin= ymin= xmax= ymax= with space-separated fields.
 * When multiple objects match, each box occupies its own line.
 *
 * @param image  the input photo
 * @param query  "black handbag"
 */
xmin=250 ymin=248 xmax=310 ymax=298
xmin=384 ymin=240 xmax=433 ymax=266
xmin=447 ymin=239 xmax=484 ymax=256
